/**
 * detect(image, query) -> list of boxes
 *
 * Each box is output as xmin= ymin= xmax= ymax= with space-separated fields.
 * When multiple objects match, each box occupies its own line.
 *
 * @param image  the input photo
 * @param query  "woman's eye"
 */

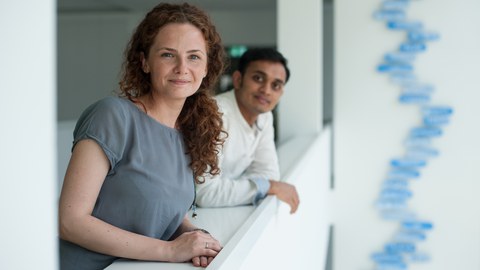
xmin=189 ymin=55 xmax=201 ymax=60
xmin=161 ymin=53 xmax=174 ymax=58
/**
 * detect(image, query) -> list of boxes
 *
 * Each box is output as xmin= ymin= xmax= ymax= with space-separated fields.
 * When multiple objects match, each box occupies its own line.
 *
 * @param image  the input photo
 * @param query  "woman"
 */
xmin=59 ymin=3 xmax=226 ymax=269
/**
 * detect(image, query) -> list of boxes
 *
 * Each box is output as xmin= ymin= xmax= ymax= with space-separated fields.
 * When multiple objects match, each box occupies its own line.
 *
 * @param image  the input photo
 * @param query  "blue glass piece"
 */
xmin=383 ymin=178 xmax=409 ymax=189
xmin=377 ymin=63 xmax=413 ymax=72
xmin=400 ymin=42 xmax=427 ymax=52
xmin=410 ymin=127 xmax=443 ymax=138
xmin=384 ymin=52 xmax=416 ymax=62
xmin=385 ymin=242 xmax=416 ymax=253
xmin=375 ymin=198 xmax=408 ymax=209
xmin=391 ymin=158 xmax=427 ymax=167
xmin=380 ymin=188 xmax=412 ymax=199
xmin=422 ymin=105 xmax=453 ymax=116
xmin=408 ymin=31 xmax=440 ymax=42
xmin=402 ymin=221 xmax=433 ymax=230
xmin=395 ymin=231 xmax=426 ymax=241
xmin=388 ymin=169 xmax=420 ymax=178
xmin=423 ymin=114 xmax=450 ymax=126
xmin=408 ymin=252 xmax=431 ymax=262
xmin=382 ymin=0 xmax=409 ymax=10
xmin=373 ymin=9 xmax=406 ymax=21
xmin=388 ymin=21 xmax=423 ymax=30
xmin=375 ymin=263 xmax=407 ymax=270
xmin=404 ymin=137 xmax=431 ymax=147
xmin=399 ymin=93 xmax=430 ymax=104
xmin=402 ymin=84 xmax=434 ymax=94
xmin=371 ymin=252 xmax=404 ymax=263
xmin=406 ymin=147 xmax=439 ymax=159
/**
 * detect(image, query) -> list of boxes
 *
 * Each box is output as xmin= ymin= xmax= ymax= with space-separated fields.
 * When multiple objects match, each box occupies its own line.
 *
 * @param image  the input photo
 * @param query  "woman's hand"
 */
xmin=168 ymin=230 xmax=222 ymax=267
xmin=192 ymin=255 xmax=215 ymax=268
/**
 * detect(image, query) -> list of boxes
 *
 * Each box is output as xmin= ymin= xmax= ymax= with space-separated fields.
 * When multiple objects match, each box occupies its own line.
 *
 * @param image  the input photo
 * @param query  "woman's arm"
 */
xmin=59 ymin=139 xmax=220 ymax=263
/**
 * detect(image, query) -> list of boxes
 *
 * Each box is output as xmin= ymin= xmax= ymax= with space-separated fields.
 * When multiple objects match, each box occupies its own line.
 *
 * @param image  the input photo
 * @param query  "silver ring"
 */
xmin=205 ymin=242 xmax=209 ymax=249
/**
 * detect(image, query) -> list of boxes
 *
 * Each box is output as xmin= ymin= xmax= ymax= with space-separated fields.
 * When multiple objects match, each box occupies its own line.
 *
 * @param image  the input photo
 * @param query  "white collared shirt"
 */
xmin=195 ymin=90 xmax=280 ymax=207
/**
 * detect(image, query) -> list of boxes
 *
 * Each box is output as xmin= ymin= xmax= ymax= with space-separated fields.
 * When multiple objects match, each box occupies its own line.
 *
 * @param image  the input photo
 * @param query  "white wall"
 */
xmin=334 ymin=0 xmax=480 ymax=269
xmin=240 ymin=131 xmax=332 ymax=270
xmin=0 ymin=1 xmax=58 ymax=269
xmin=277 ymin=0 xmax=322 ymax=143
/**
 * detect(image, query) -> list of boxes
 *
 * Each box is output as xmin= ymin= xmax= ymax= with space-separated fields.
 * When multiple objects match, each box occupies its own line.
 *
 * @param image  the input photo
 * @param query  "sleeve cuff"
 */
xmin=250 ymin=177 xmax=271 ymax=205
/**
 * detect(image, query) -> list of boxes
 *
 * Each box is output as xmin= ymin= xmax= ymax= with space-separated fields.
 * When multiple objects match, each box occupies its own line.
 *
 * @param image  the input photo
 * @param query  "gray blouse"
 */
xmin=60 ymin=97 xmax=195 ymax=270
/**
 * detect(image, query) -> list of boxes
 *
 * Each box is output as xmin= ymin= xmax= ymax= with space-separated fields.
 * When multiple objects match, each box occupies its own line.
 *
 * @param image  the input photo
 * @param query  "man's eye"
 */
xmin=272 ymin=83 xmax=283 ymax=91
xmin=252 ymin=75 xmax=263 ymax=82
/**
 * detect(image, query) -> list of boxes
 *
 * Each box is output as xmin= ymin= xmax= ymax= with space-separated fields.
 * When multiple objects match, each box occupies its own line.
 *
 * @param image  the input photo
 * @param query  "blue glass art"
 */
xmin=371 ymin=1 xmax=453 ymax=269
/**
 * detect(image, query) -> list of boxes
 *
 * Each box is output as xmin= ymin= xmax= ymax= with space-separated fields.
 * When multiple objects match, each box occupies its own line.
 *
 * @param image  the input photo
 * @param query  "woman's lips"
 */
xmin=170 ymin=79 xmax=190 ymax=84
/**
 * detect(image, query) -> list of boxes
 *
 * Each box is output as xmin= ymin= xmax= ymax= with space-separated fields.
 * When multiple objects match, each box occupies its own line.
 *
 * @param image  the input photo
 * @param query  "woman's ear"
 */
xmin=232 ymin=70 xmax=242 ymax=90
xmin=140 ymin=52 xmax=150 ymax=73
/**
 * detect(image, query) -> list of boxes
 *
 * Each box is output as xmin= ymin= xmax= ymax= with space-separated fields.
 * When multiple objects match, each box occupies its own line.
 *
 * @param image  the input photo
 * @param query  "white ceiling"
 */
xmin=58 ymin=0 xmax=276 ymax=12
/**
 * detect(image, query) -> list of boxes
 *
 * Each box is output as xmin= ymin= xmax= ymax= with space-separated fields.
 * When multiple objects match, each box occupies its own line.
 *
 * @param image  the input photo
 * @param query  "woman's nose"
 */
xmin=174 ymin=58 xmax=188 ymax=74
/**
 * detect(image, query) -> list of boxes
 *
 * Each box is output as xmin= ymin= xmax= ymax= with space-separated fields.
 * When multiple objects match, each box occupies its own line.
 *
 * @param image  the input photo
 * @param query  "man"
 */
xmin=195 ymin=48 xmax=299 ymax=214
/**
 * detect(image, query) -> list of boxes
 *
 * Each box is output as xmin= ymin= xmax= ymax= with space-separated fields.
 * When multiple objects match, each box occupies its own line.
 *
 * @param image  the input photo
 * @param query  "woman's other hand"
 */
xmin=168 ymin=230 xmax=222 ymax=267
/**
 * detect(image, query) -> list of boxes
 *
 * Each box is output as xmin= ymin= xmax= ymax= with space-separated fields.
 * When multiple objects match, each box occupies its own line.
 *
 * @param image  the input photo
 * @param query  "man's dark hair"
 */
xmin=237 ymin=48 xmax=290 ymax=82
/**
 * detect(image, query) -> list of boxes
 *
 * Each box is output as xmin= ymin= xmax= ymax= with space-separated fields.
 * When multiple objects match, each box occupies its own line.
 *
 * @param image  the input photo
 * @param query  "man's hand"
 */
xmin=268 ymin=180 xmax=300 ymax=214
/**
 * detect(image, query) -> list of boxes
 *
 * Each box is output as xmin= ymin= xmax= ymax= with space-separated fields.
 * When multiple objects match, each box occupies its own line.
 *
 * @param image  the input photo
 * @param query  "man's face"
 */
xmin=233 ymin=60 xmax=287 ymax=125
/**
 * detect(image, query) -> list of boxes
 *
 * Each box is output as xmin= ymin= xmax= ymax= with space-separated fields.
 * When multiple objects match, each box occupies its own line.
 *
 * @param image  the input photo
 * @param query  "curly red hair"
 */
xmin=119 ymin=3 xmax=226 ymax=183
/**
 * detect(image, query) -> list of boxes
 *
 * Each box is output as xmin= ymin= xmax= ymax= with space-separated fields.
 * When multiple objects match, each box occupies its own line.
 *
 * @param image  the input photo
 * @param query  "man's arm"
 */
xmin=195 ymin=105 xmax=272 ymax=207
xmin=196 ymin=100 xmax=299 ymax=211
xmin=268 ymin=180 xmax=300 ymax=214
xmin=195 ymin=173 xmax=265 ymax=207
xmin=245 ymin=116 xmax=300 ymax=214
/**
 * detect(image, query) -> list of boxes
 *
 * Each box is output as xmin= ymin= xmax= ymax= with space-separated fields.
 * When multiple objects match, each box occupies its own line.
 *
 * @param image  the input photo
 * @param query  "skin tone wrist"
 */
xmin=267 ymin=179 xmax=300 ymax=214
xmin=267 ymin=179 xmax=277 ymax=194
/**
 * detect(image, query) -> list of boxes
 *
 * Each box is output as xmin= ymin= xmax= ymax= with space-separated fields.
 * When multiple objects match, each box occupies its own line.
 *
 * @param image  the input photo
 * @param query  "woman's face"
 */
xmin=142 ymin=23 xmax=208 ymax=101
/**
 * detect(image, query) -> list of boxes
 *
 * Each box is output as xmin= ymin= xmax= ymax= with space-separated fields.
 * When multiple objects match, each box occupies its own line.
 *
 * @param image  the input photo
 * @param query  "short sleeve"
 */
xmin=73 ymin=97 xmax=129 ymax=172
